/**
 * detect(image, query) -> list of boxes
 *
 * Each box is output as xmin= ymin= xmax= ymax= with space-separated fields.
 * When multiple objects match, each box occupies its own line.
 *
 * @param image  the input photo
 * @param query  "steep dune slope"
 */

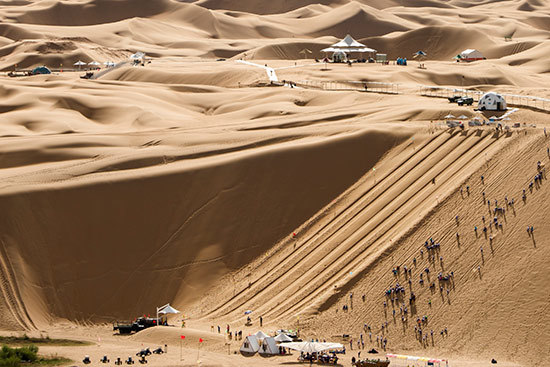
xmin=199 ymin=129 xmax=507 ymax=320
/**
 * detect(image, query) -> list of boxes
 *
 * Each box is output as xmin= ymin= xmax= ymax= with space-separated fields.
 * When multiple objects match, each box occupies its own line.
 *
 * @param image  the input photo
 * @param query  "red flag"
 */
xmin=199 ymin=338 xmax=203 ymax=343
xmin=180 ymin=335 xmax=185 ymax=339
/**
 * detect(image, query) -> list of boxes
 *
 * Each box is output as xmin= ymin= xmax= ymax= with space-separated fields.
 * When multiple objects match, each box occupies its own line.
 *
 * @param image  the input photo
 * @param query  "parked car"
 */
xmin=457 ymin=97 xmax=474 ymax=106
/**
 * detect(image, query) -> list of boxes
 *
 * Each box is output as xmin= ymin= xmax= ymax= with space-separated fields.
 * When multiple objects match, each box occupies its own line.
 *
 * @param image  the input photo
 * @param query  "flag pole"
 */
xmin=197 ymin=341 xmax=200 ymax=365
xmin=197 ymin=338 xmax=203 ymax=365
xmin=180 ymin=335 xmax=185 ymax=361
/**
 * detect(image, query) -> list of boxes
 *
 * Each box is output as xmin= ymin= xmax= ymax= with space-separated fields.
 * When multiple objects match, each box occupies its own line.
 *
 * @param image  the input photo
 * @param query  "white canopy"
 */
xmin=444 ymin=114 xmax=455 ymax=119
xmin=281 ymin=341 xmax=343 ymax=353
xmin=74 ymin=60 xmax=86 ymax=66
xmin=274 ymin=333 xmax=293 ymax=342
xmin=157 ymin=303 xmax=180 ymax=315
xmin=88 ymin=61 xmax=100 ymax=66
xmin=254 ymin=331 xmax=270 ymax=341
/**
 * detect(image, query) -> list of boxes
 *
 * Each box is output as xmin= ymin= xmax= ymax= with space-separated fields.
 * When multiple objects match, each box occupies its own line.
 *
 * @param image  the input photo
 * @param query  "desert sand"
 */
xmin=0 ymin=0 xmax=549 ymax=366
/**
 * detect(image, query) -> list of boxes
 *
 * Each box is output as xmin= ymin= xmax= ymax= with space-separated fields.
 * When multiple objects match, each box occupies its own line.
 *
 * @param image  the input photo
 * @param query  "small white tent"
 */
xmin=156 ymin=303 xmax=180 ymax=325
xmin=478 ymin=92 xmax=507 ymax=111
xmin=259 ymin=337 xmax=279 ymax=357
xmin=459 ymin=49 xmax=484 ymax=62
xmin=240 ymin=335 xmax=260 ymax=356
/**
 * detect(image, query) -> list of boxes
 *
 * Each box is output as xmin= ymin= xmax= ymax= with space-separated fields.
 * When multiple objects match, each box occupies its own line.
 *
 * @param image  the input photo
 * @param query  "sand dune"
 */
xmin=0 ymin=0 xmax=549 ymax=366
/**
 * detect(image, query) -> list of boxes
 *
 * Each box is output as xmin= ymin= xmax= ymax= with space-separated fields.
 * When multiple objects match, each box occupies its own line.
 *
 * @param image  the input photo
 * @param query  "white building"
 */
xmin=478 ymin=92 xmax=507 ymax=111
xmin=459 ymin=49 xmax=485 ymax=62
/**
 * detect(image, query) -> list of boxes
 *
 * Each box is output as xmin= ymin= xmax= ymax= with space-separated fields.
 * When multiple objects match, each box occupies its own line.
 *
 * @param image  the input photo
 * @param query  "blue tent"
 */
xmin=31 ymin=66 xmax=51 ymax=75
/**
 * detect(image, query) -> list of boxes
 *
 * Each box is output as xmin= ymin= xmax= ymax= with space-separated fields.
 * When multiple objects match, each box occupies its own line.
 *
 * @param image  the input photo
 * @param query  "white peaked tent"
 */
xmin=240 ymin=335 xmax=260 ymax=356
xmin=274 ymin=333 xmax=293 ymax=342
xmin=259 ymin=337 xmax=279 ymax=356
xmin=459 ymin=49 xmax=484 ymax=61
xmin=478 ymin=92 xmax=506 ymax=111
xmin=156 ymin=303 xmax=180 ymax=323
xmin=254 ymin=331 xmax=269 ymax=341
xmin=321 ymin=34 xmax=376 ymax=60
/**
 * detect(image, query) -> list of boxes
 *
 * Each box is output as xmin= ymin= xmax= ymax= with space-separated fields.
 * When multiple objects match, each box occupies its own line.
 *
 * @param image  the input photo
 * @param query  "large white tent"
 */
xmin=240 ymin=335 xmax=260 ymax=356
xmin=321 ymin=34 xmax=376 ymax=60
xmin=281 ymin=341 xmax=343 ymax=353
xmin=259 ymin=337 xmax=279 ymax=356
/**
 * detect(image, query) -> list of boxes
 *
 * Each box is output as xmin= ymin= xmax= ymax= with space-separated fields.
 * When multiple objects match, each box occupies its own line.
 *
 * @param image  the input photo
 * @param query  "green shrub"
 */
xmin=0 ymin=355 xmax=20 ymax=367
xmin=0 ymin=345 xmax=16 ymax=360
xmin=17 ymin=345 xmax=38 ymax=362
xmin=0 ymin=344 xmax=38 ymax=366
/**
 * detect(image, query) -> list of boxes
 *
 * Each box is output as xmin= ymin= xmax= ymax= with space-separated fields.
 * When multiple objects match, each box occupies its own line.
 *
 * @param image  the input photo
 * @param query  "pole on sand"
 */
xmin=180 ymin=335 xmax=185 ymax=361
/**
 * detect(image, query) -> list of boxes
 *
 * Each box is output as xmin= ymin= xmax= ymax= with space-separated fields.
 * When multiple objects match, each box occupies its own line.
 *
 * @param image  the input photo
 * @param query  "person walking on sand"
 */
xmin=259 ymin=316 xmax=263 ymax=327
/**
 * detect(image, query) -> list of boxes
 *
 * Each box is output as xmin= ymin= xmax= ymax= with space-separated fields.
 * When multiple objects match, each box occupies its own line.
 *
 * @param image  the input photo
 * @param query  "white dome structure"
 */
xmin=478 ymin=92 xmax=507 ymax=111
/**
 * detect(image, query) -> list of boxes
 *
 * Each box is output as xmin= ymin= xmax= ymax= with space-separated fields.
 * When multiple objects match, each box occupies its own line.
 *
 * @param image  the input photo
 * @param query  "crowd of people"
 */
xmin=334 ymin=130 xmax=547 ymax=359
